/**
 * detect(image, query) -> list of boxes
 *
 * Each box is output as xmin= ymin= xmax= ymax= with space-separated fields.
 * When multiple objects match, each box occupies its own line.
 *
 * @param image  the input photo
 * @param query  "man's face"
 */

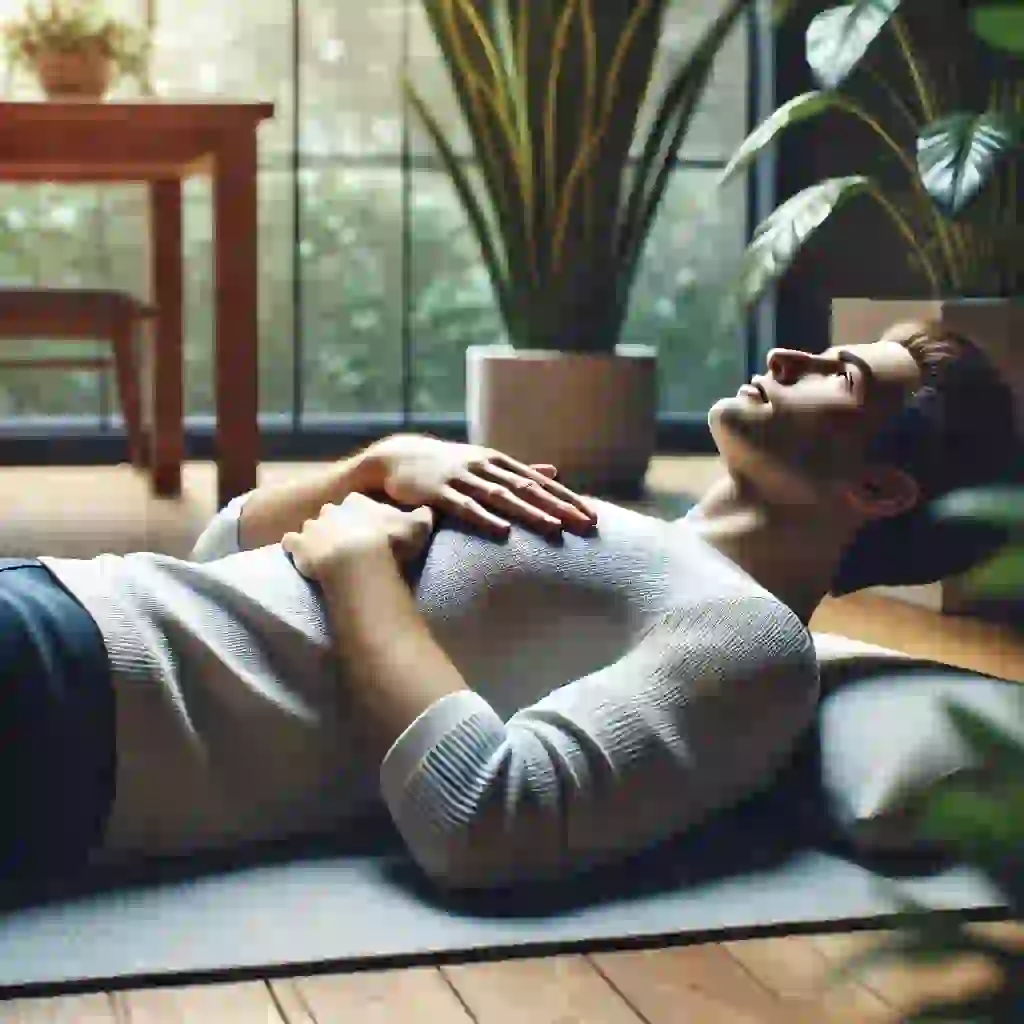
xmin=708 ymin=332 xmax=923 ymax=506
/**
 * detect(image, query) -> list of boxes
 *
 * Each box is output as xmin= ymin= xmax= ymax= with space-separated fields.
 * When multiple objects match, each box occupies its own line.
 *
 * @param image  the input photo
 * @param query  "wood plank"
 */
xmin=810 ymin=592 xmax=1024 ymax=682
xmin=722 ymin=936 xmax=893 ymax=1023
xmin=276 ymin=967 xmax=473 ymax=1024
xmin=0 ymin=995 xmax=115 ymax=1022
xmin=262 ymin=981 xmax=314 ymax=1024
xmin=443 ymin=954 xmax=643 ymax=1024
xmin=589 ymin=945 xmax=789 ymax=1024
xmin=111 ymin=981 xmax=284 ymax=1023
xmin=0 ymin=100 xmax=275 ymax=126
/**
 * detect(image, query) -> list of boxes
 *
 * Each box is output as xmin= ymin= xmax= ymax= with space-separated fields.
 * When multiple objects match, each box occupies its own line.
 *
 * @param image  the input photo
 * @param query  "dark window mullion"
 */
xmin=291 ymin=0 xmax=302 ymax=432
xmin=400 ymin=0 xmax=413 ymax=423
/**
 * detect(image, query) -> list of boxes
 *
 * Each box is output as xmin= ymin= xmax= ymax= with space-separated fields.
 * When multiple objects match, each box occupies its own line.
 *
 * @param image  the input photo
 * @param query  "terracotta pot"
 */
xmin=34 ymin=46 xmax=113 ymax=100
xmin=831 ymin=296 xmax=1023 ymax=620
xmin=465 ymin=344 xmax=658 ymax=496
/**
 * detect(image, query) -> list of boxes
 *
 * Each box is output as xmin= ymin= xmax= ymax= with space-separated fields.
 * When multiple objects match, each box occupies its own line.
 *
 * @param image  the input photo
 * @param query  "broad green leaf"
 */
xmin=960 ymin=544 xmax=1024 ymax=599
xmin=931 ymin=486 xmax=1024 ymax=532
xmin=737 ymin=176 xmax=874 ymax=306
xmin=720 ymin=91 xmax=838 ymax=185
xmin=921 ymin=784 xmax=1024 ymax=848
xmin=970 ymin=4 xmax=1024 ymax=57
xmin=918 ymin=112 xmax=1023 ymax=217
xmin=805 ymin=0 xmax=903 ymax=90
xmin=940 ymin=698 xmax=1024 ymax=779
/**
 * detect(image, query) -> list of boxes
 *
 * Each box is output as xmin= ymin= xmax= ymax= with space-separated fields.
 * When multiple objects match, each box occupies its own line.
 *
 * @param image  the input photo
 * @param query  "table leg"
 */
xmin=148 ymin=178 xmax=184 ymax=498
xmin=213 ymin=129 xmax=260 ymax=509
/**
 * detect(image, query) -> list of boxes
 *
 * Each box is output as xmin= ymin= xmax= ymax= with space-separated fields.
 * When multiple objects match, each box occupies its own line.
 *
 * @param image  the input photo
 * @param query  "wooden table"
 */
xmin=0 ymin=100 xmax=275 ymax=509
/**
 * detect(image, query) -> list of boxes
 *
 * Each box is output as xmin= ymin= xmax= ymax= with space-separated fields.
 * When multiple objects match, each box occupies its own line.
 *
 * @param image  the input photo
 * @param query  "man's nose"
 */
xmin=765 ymin=348 xmax=811 ymax=383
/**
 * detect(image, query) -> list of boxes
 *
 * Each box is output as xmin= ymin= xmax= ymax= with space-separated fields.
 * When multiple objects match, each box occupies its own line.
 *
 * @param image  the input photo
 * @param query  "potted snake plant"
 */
xmin=407 ymin=0 xmax=751 ymax=494
xmin=719 ymin=0 xmax=1022 ymax=612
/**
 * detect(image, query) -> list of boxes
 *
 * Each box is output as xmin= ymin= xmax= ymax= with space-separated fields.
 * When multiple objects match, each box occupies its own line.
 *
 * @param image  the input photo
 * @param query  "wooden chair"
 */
xmin=0 ymin=288 xmax=157 ymax=468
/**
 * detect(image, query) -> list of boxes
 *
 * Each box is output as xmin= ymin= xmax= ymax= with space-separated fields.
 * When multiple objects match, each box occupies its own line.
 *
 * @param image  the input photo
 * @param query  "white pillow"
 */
xmin=810 ymin=632 xmax=1024 ymax=852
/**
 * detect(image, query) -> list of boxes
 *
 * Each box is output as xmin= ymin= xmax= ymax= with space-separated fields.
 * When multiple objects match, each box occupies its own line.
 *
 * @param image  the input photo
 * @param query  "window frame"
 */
xmin=0 ymin=0 xmax=773 ymax=465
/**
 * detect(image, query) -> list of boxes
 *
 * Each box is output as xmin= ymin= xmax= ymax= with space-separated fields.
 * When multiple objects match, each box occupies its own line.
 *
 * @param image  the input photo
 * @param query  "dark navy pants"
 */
xmin=0 ymin=558 xmax=116 ymax=888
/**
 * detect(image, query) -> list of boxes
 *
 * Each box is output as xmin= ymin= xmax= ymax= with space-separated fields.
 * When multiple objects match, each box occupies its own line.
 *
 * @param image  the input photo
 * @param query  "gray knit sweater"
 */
xmin=41 ymin=493 xmax=820 ymax=890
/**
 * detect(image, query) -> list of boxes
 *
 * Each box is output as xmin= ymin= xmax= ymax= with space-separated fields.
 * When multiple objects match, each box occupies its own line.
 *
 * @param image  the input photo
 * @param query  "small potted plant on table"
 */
xmin=4 ymin=0 xmax=149 ymax=100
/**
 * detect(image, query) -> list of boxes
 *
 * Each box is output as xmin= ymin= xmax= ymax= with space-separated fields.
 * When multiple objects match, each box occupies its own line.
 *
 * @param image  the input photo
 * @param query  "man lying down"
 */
xmin=2 ymin=320 xmax=1017 ymax=893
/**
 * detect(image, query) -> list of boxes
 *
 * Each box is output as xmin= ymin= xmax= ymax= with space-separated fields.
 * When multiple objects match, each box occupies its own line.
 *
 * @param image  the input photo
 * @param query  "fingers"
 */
xmin=438 ymin=485 xmax=512 ymax=539
xmin=458 ymin=471 xmax=566 ymax=535
xmin=482 ymin=459 xmax=598 ymax=534
xmin=492 ymin=455 xmax=598 ymax=521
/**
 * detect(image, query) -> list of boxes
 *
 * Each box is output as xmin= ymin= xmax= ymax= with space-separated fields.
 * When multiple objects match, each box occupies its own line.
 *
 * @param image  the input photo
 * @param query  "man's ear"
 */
xmin=842 ymin=465 xmax=920 ymax=520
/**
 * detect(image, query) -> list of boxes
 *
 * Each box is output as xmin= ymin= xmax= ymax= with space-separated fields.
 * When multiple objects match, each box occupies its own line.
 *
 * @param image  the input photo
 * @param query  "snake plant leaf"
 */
xmin=613 ymin=0 xmax=749 ymax=341
xmin=737 ymin=175 xmax=874 ymax=306
xmin=970 ymin=4 xmax=1024 ymax=57
xmin=917 ymin=112 xmax=1023 ymax=217
xmin=805 ymin=0 xmax=903 ymax=90
xmin=404 ymin=80 xmax=516 ymax=336
xmin=719 ymin=91 xmax=838 ymax=186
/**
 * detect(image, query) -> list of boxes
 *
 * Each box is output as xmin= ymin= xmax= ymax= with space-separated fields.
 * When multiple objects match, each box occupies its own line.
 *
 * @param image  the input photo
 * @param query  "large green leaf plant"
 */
xmin=735 ymin=18 xmax=1024 ymax=1015
xmin=721 ymin=0 xmax=1024 ymax=306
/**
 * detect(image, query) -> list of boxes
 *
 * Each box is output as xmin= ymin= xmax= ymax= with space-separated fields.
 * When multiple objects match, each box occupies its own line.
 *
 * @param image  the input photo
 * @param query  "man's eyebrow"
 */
xmin=836 ymin=349 xmax=874 ymax=388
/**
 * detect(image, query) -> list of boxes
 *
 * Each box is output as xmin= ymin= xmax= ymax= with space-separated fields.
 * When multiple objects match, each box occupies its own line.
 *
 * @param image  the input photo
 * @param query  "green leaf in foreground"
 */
xmin=959 ymin=545 xmax=1024 ymax=600
xmin=917 ymin=112 xmax=1022 ymax=218
xmin=720 ymin=91 xmax=839 ymax=185
xmin=805 ymin=0 xmax=903 ymax=90
xmin=931 ymin=487 xmax=1024 ymax=533
xmin=970 ymin=4 xmax=1024 ymax=57
xmin=736 ymin=176 xmax=874 ymax=306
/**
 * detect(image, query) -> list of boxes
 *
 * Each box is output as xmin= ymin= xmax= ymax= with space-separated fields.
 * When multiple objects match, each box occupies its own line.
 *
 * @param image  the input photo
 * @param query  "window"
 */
xmin=0 ymin=0 xmax=757 ymax=435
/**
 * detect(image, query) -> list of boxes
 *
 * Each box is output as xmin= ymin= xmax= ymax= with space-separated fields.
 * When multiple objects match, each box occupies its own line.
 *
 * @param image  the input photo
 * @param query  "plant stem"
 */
xmin=890 ymin=14 xmax=935 ymax=123
xmin=864 ymin=66 xmax=921 ymax=135
xmin=838 ymin=95 xmax=961 ymax=290
xmin=889 ymin=14 xmax=971 ymax=292
xmin=872 ymin=187 xmax=943 ymax=298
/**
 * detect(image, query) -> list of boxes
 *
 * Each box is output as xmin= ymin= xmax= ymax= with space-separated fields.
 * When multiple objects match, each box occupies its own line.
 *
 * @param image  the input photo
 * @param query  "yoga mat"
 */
xmin=0 ymin=753 xmax=1007 ymax=999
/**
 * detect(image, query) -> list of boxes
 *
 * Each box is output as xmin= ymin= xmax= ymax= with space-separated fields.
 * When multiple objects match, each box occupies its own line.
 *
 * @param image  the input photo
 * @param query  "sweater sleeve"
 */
xmin=379 ymin=595 xmax=820 ymax=891
xmin=188 ymin=491 xmax=256 ymax=563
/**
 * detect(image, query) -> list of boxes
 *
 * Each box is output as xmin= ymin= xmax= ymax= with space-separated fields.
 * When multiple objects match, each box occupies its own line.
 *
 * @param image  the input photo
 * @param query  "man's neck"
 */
xmin=679 ymin=473 xmax=852 ymax=627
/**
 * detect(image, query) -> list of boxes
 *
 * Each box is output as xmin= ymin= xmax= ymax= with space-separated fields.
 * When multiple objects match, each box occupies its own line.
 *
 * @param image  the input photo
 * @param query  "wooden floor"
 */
xmin=1 ymin=455 xmax=1022 ymax=1023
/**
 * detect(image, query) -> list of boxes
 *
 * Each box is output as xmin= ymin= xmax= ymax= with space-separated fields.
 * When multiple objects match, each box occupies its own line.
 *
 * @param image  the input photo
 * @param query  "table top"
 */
xmin=0 ymin=98 xmax=275 ymax=126
xmin=0 ymin=99 xmax=276 ymax=181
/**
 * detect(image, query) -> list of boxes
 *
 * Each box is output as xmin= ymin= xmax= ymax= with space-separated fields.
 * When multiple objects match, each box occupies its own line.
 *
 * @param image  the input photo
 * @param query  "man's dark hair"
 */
xmin=830 ymin=321 xmax=1020 ymax=596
